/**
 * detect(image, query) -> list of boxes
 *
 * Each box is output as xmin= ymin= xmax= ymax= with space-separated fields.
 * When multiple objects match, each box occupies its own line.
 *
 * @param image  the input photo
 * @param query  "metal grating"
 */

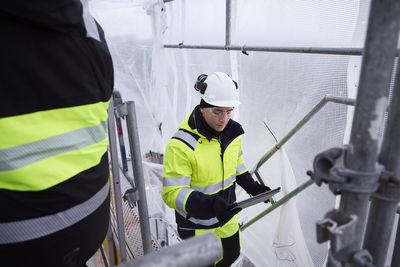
xmin=109 ymin=177 xmax=160 ymax=261
xmin=122 ymin=200 xmax=160 ymax=258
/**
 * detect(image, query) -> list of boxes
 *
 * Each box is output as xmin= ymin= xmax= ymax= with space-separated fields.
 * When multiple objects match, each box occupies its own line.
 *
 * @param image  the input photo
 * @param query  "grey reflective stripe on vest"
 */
xmin=0 ymin=121 xmax=107 ymax=171
xmin=238 ymin=151 xmax=243 ymax=157
xmin=236 ymin=163 xmax=247 ymax=174
xmin=176 ymin=187 xmax=192 ymax=215
xmin=0 ymin=181 xmax=109 ymax=244
xmin=163 ymin=176 xmax=191 ymax=187
xmin=191 ymin=174 xmax=236 ymax=194
xmin=177 ymin=210 xmax=220 ymax=226
xmin=172 ymin=130 xmax=198 ymax=150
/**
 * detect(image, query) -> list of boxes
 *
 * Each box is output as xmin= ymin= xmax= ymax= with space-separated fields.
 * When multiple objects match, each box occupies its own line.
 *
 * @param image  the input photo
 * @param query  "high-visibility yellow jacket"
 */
xmin=162 ymin=106 xmax=259 ymax=234
xmin=0 ymin=3 xmax=113 ymax=265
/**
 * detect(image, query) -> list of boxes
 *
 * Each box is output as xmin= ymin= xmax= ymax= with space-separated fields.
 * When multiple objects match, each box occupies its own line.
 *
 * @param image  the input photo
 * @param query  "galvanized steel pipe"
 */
xmin=364 ymin=57 xmax=400 ymax=267
xmin=331 ymin=0 xmax=400 ymax=265
xmin=118 ymin=232 xmax=221 ymax=267
xmin=225 ymin=0 xmax=231 ymax=47
xmin=126 ymin=101 xmax=153 ymax=254
xmin=241 ymin=178 xmax=314 ymax=231
xmin=108 ymin=99 xmax=128 ymax=262
xmin=164 ymin=44 xmax=364 ymax=56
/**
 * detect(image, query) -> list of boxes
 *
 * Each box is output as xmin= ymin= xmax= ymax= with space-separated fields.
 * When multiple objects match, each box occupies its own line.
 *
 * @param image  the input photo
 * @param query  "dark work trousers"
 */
xmin=178 ymin=227 xmax=240 ymax=267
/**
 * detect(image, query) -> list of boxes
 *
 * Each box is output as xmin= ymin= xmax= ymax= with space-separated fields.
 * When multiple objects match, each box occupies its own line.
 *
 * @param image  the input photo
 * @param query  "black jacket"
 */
xmin=0 ymin=2 xmax=113 ymax=266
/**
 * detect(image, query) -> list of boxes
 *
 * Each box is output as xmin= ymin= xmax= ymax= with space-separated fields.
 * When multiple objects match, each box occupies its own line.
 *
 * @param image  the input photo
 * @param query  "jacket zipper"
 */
xmin=217 ymin=135 xmax=224 ymax=198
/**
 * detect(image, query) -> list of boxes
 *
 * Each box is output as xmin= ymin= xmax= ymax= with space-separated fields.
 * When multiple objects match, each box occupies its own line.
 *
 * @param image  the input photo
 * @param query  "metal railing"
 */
xmin=251 ymin=95 xmax=355 ymax=185
xmin=106 ymin=92 xmax=154 ymax=264
xmin=241 ymin=175 xmax=315 ymax=231
xmin=238 ymin=95 xmax=355 ymax=230
xmin=118 ymin=232 xmax=221 ymax=267
xmin=108 ymin=99 xmax=129 ymax=262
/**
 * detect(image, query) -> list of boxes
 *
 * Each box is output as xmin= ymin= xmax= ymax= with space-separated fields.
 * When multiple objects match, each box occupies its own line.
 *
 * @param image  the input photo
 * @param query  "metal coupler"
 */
xmin=313 ymin=146 xmax=380 ymax=195
xmin=123 ymin=188 xmax=139 ymax=207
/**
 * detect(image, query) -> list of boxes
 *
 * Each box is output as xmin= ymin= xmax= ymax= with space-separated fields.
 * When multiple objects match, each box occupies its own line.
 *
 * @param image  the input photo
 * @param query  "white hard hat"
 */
xmin=195 ymin=72 xmax=240 ymax=107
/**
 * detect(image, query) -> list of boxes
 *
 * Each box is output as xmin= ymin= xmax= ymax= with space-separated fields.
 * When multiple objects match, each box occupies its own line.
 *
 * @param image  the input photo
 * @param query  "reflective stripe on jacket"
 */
xmin=0 ymin=101 xmax=109 ymax=191
xmin=162 ymin=106 xmax=257 ymax=230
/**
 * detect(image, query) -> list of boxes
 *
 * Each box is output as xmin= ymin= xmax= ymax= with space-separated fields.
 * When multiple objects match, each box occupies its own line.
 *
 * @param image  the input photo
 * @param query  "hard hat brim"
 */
xmin=202 ymin=98 xmax=241 ymax=108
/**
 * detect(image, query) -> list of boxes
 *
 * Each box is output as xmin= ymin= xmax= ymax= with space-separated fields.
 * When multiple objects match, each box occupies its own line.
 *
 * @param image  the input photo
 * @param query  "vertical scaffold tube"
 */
xmin=225 ymin=0 xmax=231 ymax=47
xmin=393 ymin=208 xmax=400 ymax=267
xmin=364 ymin=56 xmax=400 ymax=266
xmin=330 ymin=0 xmax=400 ymax=265
xmin=125 ymin=101 xmax=153 ymax=254
xmin=108 ymin=99 xmax=128 ymax=262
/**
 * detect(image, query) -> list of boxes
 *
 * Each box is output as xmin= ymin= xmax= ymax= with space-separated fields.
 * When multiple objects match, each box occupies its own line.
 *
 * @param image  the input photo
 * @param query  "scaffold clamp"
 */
xmin=114 ymin=102 xmax=128 ymax=119
xmin=313 ymin=146 xmax=380 ymax=194
xmin=123 ymin=188 xmax=139 ymax=207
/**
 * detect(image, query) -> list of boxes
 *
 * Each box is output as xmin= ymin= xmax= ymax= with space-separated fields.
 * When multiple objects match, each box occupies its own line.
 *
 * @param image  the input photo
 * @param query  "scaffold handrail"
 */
xmin=241 ymin=174 xmax=315 ymax=231
xmin=251 ymin=95 xmax=355 ymax=178
xmin=118 ymin=232 xmax=221 ymax=267
xmin=239 ymin=95 xmax=355 ymax=230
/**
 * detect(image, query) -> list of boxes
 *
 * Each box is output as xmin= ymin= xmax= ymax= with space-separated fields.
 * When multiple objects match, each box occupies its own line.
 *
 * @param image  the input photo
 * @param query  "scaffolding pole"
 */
xmin=241 ymin=177 xmax=314 ymax=231
xmin=108 ymin=99 xmax=128 ymax=262
xmin=125 ymin=101 xmax=153 ymax=255
xmin=393 ymin=208 xmax=400 ymax=267
xmin=164 ymin=44 xmax=364 ymax=56
xmin=225 ymin=0 xmax=231 ymax=47
xmin=327 ymin=0 xmax=400 ymax=265
xmin=118 ymin=233 xmax=221 ymax=267
xmin=363 ymin=57 xmax=400 ymax=267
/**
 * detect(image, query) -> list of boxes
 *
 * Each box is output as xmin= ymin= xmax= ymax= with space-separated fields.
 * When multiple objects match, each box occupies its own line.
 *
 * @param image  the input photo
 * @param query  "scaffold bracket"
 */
xmin=114 ymin=102 xmax=128 ymax=119
xmin=316 ymin=209 xmax=358 ymax=252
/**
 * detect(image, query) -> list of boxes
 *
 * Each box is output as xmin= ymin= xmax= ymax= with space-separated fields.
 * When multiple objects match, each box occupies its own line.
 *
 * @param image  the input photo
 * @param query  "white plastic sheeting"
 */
xmin=274 ymin=149 xmax=313 ymax=266
xmin=90 ymin=0 xmax=370 ymax=266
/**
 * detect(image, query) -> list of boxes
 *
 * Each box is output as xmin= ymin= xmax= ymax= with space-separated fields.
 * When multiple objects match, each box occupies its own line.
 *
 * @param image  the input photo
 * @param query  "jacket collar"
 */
xmin=188 ymin=105 xmax=244 ymax=152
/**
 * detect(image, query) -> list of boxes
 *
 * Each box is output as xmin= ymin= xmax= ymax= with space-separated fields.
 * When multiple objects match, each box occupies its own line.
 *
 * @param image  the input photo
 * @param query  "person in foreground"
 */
xmin=0 ymin=1 xmax=113 ymax=266
xmin=162 ymin=72 xmax=271 ymax=266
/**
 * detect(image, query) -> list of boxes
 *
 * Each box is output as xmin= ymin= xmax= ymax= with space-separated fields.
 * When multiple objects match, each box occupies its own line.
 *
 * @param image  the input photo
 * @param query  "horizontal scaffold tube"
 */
xmin=164 ymin=44 xmax=400 ymax=56
xmin=118 ymin=232 xmax=221 ymax=267
xmin=240 ymin=178 xmax=314 ymax=231
xmin=165 ymin=44 xmax=364 ymax=55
